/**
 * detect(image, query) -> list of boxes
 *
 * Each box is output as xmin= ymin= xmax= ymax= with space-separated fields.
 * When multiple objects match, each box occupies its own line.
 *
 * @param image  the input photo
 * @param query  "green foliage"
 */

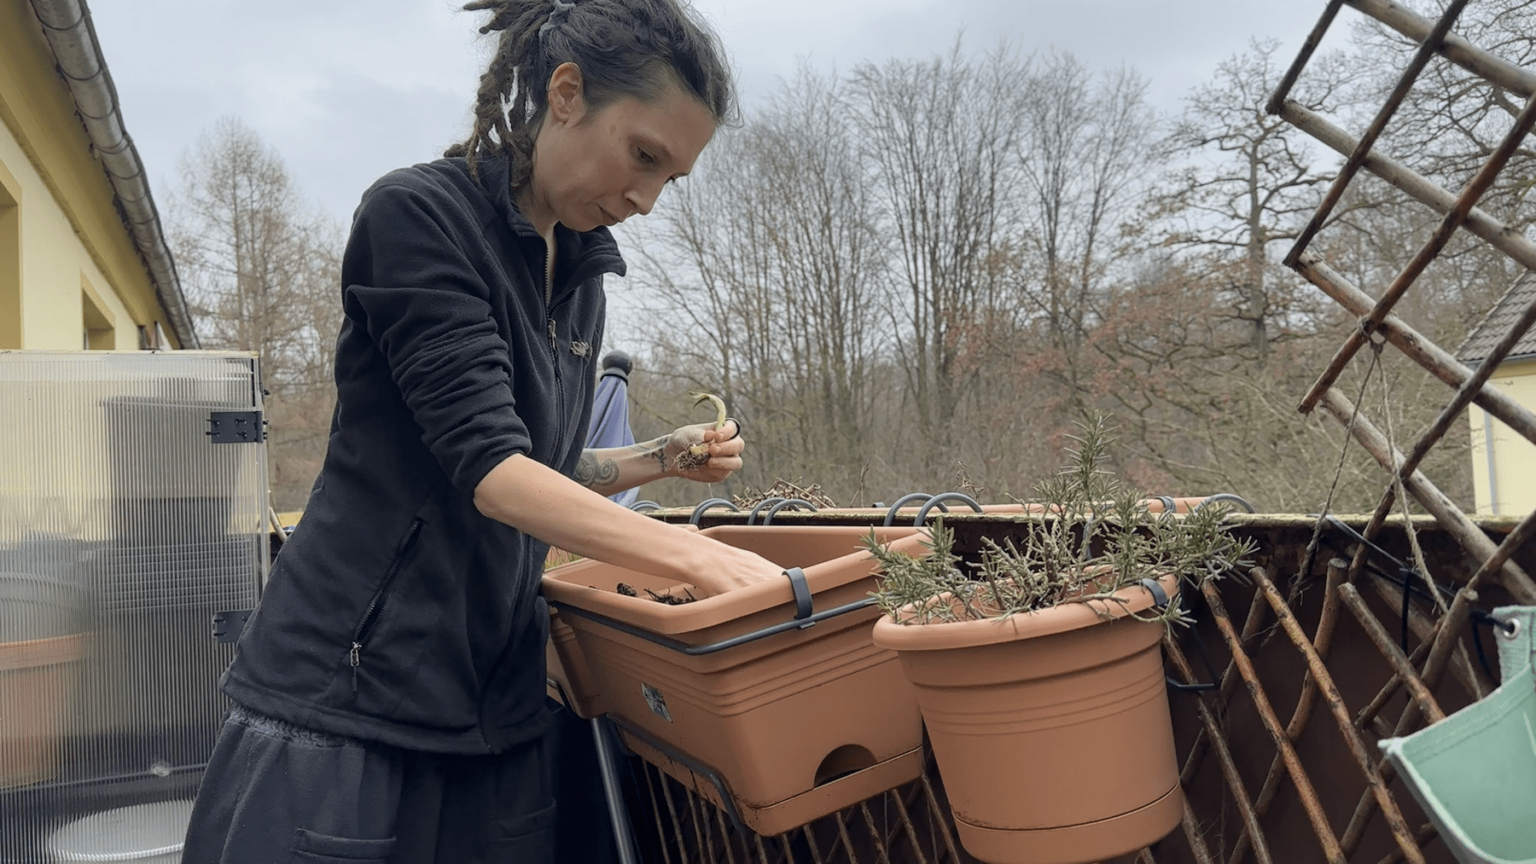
xmin=865 ymin=414 xmax=1256 ymax=626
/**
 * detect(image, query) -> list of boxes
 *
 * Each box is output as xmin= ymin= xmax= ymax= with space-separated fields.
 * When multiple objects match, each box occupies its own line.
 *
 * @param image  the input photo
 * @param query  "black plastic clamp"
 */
xmin=913 ymin=492 xmax=982 ymax=526
xmin=882 ymin=493 xmax=935 ymax=526
xmin=1138 ymin=578 xmax=1170 ymax=610
xmin=689 ymin=498 xmax=739 ymax=526
xmin=746 ymin=498 xmax=786 ymax=525
xmin=761 ymin=499 xmax=816 ymax=526
xmin=784 ymin=567 xmax=814 ymax=628
xmin=1192 ymin=493 xmax=1256 ymax=514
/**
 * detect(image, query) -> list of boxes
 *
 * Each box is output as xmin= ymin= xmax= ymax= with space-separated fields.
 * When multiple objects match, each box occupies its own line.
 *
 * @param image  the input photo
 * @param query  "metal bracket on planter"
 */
xmin=1192 ymin=493 xmax=1256 ymax=514
xmin=605 ymin=712 xmax=747 ymax=833
xmin=745 ymin=498 xmax=785 ymax=525
xmin=760 ymin=499 xmax=816 ymax=526
xmin=630 ymin=500 xmax=663 ymax=513
xmin=882 ymin=492 xmax=935 ymax=526
xmin=213 ymin=609 xmax=253 ymax=643
xmin=207 ymin=411 xmax=265 ymax=444
xmin=913 ymin=492 xmax=982 ymax=526
xmin=553 ymin=568 xmax=871 ymax=655
xmin=690 ymin=498 xmax=740 ymax=526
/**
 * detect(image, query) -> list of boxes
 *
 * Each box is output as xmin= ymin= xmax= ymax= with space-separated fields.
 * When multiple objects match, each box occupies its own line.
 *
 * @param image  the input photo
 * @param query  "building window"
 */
xmin=82 ymin=281 xmax=114 ymax=350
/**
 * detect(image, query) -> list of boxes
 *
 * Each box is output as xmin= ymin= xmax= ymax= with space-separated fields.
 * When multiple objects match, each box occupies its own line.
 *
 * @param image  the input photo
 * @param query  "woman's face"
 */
xmin=527 ymin=64 xmax=717 ymax=234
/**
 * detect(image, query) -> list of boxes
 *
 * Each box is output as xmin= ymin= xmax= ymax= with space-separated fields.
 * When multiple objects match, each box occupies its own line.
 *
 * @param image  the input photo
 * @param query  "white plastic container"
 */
xmin=47 ymin=800 xmax=193 ymax=864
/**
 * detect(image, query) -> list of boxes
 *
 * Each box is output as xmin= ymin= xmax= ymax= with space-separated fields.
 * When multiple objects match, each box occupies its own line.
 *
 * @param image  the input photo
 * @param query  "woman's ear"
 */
xmin=546 ymin=62 xmax=587 ymax=126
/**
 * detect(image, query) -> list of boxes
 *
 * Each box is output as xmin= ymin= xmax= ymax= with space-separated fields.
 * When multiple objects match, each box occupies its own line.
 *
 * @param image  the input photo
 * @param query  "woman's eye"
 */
xmin=637 ymin=148 xmax=656 ymax=166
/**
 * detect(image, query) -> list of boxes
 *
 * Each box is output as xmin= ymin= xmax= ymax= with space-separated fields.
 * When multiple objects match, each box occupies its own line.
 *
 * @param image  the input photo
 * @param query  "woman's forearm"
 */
xmin=573 ymin=435 xmax=672 ymax=496
xmin=473 ymin=453 xmax=779 ymax=590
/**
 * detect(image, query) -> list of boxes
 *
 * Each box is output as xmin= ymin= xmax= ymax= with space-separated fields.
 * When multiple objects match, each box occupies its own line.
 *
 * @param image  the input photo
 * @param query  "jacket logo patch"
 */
xmin=570 ymin=340 xmax=592 ymax=359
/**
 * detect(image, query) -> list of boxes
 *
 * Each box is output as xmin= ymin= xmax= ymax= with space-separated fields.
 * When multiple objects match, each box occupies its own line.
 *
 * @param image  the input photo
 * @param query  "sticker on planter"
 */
xmin=642 ymin=683 xmax=672 ymax=722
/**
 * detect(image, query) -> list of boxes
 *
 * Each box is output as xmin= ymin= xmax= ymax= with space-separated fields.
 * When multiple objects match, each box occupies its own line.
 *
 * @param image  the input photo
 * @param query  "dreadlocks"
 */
xmin=446 ymin=0 xmax=737 ymax=190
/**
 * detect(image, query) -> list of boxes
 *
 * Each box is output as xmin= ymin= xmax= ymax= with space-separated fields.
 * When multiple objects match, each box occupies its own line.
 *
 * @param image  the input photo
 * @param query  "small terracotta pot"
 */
xmin=872 ymin=574 xmax=1183 ymax=864
xmin=542 ymin=525 xmax=929 ymax=836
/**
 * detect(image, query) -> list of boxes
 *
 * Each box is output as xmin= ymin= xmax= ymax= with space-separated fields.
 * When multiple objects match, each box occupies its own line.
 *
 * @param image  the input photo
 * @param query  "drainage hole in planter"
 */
xmin=814 ymin=744 xmax=877 ymax=787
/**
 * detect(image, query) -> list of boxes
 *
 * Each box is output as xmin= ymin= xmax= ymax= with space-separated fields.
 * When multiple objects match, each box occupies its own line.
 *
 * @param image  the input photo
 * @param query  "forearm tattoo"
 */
xmin=575 ymin=451 xmax=621 ymax=488
xmin=629 ymin=436 xmax=670 ymax=474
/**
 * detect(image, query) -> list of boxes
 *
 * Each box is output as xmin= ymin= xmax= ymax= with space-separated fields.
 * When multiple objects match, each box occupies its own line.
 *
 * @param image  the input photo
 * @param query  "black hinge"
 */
xmin=207 ymin=411 xmax=265 ymax=443
xmin=213 ymin=609 xmax=253 ymax=643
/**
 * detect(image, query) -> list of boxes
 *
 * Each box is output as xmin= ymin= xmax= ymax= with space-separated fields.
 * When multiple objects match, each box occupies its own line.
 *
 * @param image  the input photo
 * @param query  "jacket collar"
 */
xmin=473 ymin=152 xmax=627 ymax=301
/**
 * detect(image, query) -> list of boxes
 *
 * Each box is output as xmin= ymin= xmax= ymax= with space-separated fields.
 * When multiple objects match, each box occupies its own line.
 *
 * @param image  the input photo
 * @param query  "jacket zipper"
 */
xmin=545 ymin=239 xmax=565 ymax=452
xmin=349 ymin=518 xmax=424 ymax=695
xmin=548 ymin=317 xmax=565 ymax=449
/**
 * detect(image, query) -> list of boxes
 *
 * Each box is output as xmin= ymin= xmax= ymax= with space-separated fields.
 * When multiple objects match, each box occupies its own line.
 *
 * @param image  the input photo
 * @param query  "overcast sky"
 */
xmin=85 ymin=0 xmax=1341 ymax=227
xmin=81 ymin=1 xmax=1348 ymax=351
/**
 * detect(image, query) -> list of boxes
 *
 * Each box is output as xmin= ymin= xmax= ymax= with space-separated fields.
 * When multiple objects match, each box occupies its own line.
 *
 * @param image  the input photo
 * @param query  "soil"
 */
xmin=615 ymin=582 xmax=699 ymax=605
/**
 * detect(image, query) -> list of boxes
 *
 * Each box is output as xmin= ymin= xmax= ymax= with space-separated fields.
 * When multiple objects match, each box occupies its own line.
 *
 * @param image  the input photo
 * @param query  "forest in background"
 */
xmin=168 ymin=1 xmax=1536 ymax=514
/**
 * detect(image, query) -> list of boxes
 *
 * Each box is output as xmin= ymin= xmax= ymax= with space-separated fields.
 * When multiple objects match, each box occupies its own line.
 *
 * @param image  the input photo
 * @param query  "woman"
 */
xmin=182 ymin=1 xmax=783 ymax=861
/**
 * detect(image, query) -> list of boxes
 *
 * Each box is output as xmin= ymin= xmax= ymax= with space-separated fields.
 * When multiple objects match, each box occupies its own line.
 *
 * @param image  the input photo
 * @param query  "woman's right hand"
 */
xmin=476 ymin=454 xmax=789 ymax=597
xmin=685 ymin=540 xmax=788 ymax=596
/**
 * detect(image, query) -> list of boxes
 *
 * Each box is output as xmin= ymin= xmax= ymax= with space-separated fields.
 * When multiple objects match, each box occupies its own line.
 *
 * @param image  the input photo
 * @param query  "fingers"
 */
xmin=700 ymin=419 xmax=740 ymax=442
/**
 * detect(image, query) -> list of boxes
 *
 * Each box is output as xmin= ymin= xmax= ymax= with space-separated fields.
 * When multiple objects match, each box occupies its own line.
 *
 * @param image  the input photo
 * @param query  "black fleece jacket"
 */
xmin=221 ymin=154 xmax=625 ymax=754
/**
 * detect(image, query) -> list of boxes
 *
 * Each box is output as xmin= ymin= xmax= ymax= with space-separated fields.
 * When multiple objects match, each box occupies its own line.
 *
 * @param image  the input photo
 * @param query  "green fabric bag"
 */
xmin=1379 ymin=605 xmax=1536 ymax=864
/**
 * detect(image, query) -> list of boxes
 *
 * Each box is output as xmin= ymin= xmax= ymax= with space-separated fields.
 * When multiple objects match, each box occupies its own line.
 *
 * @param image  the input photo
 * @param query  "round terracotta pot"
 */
xmin=871 ymin=574 xmax=1183 ymax=864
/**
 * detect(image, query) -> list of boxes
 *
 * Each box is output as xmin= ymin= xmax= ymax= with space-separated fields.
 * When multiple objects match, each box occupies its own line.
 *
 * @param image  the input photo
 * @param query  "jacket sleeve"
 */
xmin=342 ymin=181 xmax=532 ymax=495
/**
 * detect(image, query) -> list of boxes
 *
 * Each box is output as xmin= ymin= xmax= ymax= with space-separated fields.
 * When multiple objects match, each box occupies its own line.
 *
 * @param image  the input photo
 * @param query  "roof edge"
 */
xmin=1453 ymin=270 xmax=1535 ymax=366
xmin=27 ymin=0 xmax=198 ymax=349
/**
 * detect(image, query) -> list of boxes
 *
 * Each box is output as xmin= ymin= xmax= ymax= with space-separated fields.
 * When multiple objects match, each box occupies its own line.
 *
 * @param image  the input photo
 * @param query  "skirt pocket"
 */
xmin=288 ymin=827 xmax=397 ymax=863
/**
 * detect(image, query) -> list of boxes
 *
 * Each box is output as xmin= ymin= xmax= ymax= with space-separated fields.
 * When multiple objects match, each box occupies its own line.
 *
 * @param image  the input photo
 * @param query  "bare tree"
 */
xmin=1013 ymin=51 xmax=1158 ymax=414
xmin=169 ymin=117 xmax=344 ymax=509
xmin=624 ymin=69 xmax=891 ymax=501
xmin=1158 ymin=39 xmax=1364 ymax=366
xmin=850 ymin=42 xmax=1030 ymax=481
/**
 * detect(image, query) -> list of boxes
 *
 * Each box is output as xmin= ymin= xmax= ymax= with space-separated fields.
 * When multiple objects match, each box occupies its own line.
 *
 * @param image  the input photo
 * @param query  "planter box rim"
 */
xmin=542 ymin=525 xmax=926 ymax=637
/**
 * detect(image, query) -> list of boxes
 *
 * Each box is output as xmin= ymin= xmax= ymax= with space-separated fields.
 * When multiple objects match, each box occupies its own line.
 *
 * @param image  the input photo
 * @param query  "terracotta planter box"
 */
xmin=873 ymin=574 xmax=1183 ymax=864
xmin=541 ymin=525 xmax=929 ymax=836
xmin=545 ymin=606 xmax=605 ymax=719
xmin=1 ymin=633 xmax=85 ymax=789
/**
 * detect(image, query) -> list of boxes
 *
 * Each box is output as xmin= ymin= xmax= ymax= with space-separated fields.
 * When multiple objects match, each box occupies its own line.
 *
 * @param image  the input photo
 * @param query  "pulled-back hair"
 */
xmin=446 ymin=0 xmax=737 ymax=188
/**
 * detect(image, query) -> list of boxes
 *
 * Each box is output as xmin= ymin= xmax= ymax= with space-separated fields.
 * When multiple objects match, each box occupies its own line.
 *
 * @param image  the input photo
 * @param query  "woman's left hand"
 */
xmin=665 ymin=419 xmax=743 ymax=483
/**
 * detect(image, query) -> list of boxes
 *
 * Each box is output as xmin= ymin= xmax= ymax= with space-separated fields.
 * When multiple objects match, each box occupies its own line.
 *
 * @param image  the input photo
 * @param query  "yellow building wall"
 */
xmin=0 ymin=124 xmax=140 ymax=350
xmin=0 ymin=0 xmax=180 ymax=350
xmin=1468 ymin=357 xmax=1536 ymax=516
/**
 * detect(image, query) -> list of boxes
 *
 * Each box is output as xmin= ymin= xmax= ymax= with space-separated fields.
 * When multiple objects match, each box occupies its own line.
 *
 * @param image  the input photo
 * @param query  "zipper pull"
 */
xmin=547 ymin=318 xmax=557 ymax=351
xmin=350 ymin=642 xmax=361 ymax=695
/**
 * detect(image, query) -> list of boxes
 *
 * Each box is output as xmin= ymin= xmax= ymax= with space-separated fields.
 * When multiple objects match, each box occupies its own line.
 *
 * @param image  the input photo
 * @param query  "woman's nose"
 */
xmin=625 ymin=180 xmax=665 ymax=217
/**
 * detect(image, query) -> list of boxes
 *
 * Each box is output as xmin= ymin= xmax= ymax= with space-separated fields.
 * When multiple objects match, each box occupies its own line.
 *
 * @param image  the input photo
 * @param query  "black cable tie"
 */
xmin=1318 ymin=515 xmax=1408 ymax=572
xmin=1470 ymin=609 xmax=1519 ymax=635
xmin=1469 ymin=613 xmax=1500 ymax=683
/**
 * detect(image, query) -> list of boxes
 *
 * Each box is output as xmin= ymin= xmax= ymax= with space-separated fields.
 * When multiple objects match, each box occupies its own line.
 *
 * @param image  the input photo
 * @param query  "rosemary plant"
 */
xmin=866 ymin=415 xmax=1256 ymax=626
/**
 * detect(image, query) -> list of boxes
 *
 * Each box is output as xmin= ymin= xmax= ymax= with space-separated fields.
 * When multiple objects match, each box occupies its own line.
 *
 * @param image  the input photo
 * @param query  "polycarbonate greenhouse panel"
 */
xmin=0 ymin=351 xmax=267 ymax=862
